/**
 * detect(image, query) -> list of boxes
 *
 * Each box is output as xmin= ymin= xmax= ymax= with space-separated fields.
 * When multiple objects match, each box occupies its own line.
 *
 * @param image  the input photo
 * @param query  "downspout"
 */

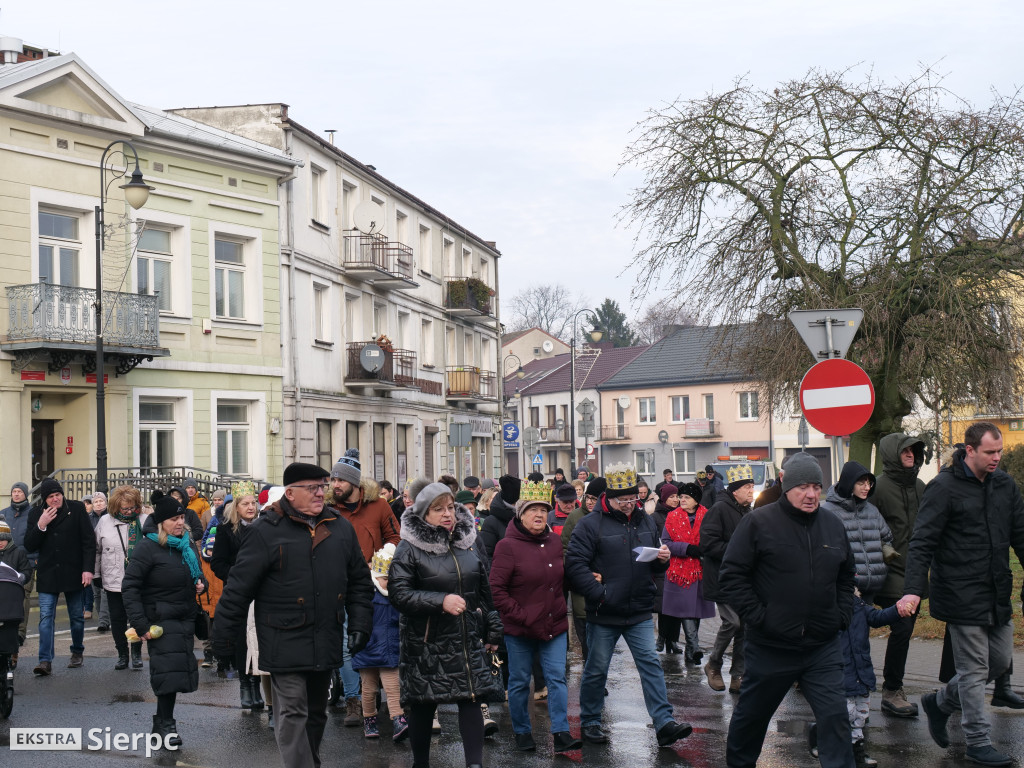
xmin=493 ymin=245 xmax=502 ymax=481
xmin=283 ymin=126 xmax=301 ymax=462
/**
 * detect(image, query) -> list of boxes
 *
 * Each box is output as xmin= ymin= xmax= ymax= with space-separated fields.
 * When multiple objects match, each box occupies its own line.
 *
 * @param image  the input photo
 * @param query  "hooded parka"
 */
xmin=873 ymin=433 xmax=926 ymax=601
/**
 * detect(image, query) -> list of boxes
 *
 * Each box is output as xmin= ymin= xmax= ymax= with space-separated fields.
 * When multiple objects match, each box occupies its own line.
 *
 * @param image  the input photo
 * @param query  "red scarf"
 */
xmin=665 ymin=505 xmax=706 ymax=588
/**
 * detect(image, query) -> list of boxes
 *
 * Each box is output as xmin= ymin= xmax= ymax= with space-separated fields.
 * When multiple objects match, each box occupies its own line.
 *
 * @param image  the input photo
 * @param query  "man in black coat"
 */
xmin=24 ymin=478 xmax=95 ymax=676
xmin=899 ymin=422 xmax=1024 ymax=768
xmin=719 ymin=452 xmax=856 ymax=768
xmin=213 ymin=463 xmax=373 ymax=768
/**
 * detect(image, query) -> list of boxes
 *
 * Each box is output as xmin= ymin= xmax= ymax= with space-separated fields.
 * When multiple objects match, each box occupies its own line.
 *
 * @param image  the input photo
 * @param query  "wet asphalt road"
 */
xmin=4 ymin=611 xmax=1024 ymax=767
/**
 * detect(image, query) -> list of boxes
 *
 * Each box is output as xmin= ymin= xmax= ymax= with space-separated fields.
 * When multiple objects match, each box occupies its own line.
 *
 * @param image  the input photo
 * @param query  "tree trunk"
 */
xmin=848 ymin=373 xmax=912 ymax=472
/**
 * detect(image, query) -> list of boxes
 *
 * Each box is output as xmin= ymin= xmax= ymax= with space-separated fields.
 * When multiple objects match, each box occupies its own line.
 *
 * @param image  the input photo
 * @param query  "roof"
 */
xmin=504 ymin=344 xmax=649 ymax=397
xmin=598 ymin=324 xmax=755 ymax=390
xmin=501 ymin=327 xmax=567 ymax=347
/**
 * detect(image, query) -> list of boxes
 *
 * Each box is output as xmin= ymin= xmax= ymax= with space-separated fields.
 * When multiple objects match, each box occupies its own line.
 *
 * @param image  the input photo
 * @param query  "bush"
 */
xmin=1001 ymin=444 xmax=1024 ymax=488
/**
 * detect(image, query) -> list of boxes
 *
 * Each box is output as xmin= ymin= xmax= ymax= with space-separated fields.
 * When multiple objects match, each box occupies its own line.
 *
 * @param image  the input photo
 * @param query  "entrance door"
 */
xmin=32 ymin=419 xmax=56 ymax=484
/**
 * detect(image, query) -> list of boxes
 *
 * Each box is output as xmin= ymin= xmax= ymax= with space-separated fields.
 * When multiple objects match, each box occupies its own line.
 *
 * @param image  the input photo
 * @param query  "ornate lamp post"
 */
xmin=569 ymin=310 xmax=603 ymax=470
xmin=95 ymin=140 xmax=153 ymax=493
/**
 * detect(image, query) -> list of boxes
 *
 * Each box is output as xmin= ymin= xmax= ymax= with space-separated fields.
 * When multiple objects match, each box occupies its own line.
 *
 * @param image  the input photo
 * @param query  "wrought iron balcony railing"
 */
xmin=343 ymin=232 xmax=416 ymax=287
xmin=445 ymin=366 xmax=498 ymax=401
xmin=345 ymin=341 xmax=417 ymax=387
xmin=597 ymin=424 xmax=630 ymax=441
xmin=444 ymin=276 xmax=494 ymax=317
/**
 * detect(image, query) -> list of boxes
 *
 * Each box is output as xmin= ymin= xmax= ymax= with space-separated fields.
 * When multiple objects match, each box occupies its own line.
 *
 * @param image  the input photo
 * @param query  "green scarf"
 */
xmin=115 ymin=512 xmax=141 ymax=561
xmin=146 ymin=532 xmax=203 ymax=583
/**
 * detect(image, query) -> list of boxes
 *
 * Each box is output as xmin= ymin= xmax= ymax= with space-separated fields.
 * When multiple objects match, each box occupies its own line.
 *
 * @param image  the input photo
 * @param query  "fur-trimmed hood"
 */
xmin=400 ymin=503 xmax=477 ymax=556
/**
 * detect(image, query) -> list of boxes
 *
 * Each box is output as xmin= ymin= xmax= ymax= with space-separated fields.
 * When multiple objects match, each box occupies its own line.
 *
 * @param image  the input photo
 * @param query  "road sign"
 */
xmin=554 ymin=418 xmax=565 ymax=430
xmin=448 ymin=422 xmax=473 ymax=447
xmin=789 ymin=309 xmax=864 ymax=360
xmin=502 ymin=423 xmax=520 ymax=442
xmin=523 ymin=426 xmax=541 ymax=453
xmin=576 ymin=397 xmax=596 ymax=417
xmin=532 ymin=453 xmax=543 ymax=465
xmin=578 ymin=420 xmax=595 ymax=438
xmin=503 ymin=441 xmax=520 ymax=449
xmin=799 ymin=359 xmax=875 ymax=436
xmin=586 ymin=443 xmax=595 ymax=457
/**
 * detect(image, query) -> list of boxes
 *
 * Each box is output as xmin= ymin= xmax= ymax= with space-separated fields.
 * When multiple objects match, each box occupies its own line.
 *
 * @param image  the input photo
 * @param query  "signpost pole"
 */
xmin=824 ymin=317 xmax=845 ymax=479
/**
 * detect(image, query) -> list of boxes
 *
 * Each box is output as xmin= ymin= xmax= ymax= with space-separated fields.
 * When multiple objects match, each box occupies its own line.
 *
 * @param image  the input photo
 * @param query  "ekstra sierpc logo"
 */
xmin=10 ymin=727 xmax=178 ymax=756
xmin=10 ymin=728 xmax=82 ymax=750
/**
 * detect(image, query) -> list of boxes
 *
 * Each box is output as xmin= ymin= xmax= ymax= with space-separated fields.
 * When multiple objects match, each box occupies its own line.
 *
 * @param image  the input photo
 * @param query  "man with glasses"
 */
xmin=565 ymin=463 xmax=693 ymax=750
xmin=214 ymin=462 xmax=373 ymax=768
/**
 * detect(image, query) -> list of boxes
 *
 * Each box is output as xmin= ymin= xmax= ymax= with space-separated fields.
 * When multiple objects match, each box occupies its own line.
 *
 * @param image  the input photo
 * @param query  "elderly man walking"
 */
xmin=213 ymin=462 xmax=374 ymax=768
xmin=899 ymin=422 xmax=1024 ymax=768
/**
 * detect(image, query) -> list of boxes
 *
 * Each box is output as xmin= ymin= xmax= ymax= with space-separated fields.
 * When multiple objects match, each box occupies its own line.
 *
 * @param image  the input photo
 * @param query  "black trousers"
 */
xmin=105 ymin=590 xmax=129 ymax=656
xmin=407 ymin=700 xmax=483 ymax=767
xmin=875 ymin=595 xmax=919 ymax=690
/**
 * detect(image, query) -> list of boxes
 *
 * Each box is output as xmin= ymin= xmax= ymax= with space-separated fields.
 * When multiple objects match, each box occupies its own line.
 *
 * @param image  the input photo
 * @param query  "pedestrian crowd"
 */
xmin=2 ymin=421 xmax=1024 ymax=768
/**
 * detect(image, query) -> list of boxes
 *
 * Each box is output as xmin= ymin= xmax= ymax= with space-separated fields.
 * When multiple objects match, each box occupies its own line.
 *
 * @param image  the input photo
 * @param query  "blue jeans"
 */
xmin=580 ymin=619 xmax=674 ymax=730
xmin=341 ymin=615 xmax=361 ymax=699
xmin=38 ymin=588 xmax=86 ymax=663
xmin=505 ymin=632 xmax=570 ymax=734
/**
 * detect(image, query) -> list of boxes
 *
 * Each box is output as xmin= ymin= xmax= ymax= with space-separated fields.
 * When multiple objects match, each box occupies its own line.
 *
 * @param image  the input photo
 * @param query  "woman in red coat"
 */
xmin=489 ymin=482 xmax=582 ymax=754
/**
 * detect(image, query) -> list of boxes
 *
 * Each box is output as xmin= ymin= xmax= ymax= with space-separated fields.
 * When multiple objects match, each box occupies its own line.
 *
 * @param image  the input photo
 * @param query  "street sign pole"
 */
xmin=824 ymin=317 xmax=844 ymax=479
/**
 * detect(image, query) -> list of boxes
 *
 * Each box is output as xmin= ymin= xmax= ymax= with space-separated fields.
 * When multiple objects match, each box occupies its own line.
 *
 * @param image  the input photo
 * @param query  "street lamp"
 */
xmin=95 ymin=140 xmax=154 ymax=493
xmin=569 ymin=310 xmax=603 ymax=471
xmin=502 ymin=354 xmax=525 ymax=473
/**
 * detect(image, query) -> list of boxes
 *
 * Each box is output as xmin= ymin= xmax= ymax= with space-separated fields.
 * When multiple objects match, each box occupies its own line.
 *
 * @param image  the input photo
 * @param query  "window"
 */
xmin=421 ymin=319 xmax=435 ymax=366
xmin=529 ymin=407 xmax=540 ymax=428
xmin=214 ymin=237 xmax=245 ymax=319
xmin=310 ymin=165 xmax=327 ymax=225
xmin=639 ymin=397 xmax=657 ymax=424
xmin=38 ymin=209 xmax=81 ymax=286
xmin=396 ymin=210 xmax=408 ymax=244
xmin=419 ymin=224 xmax=432 ymax=274
xmin=703 ymin=394 xmax=715 ymax=421
xmin=346 ymin=421 xmax=362 ymax=452
xmin=316 ymin=419 xmax=334 ymax=470
xmin=341 ymin=182 xmax=355 ymax=229
xmin=671 ymin=395 xmax=690 ymax=423
xmin=739 ymin=391 xmax=759 ymax=420
xmin=345 ymin=294 xmax=361 ymax=342
xmin=633 ymin=450 xmax=655 ymax=475
xmin=674 ymin=448 xmax=696 ymax=474
xmin=138 ymin=400 xmax=175 ymax=470
xmin=397 ymin=312 xmax=410 ymax=349
xmin=373 ymin=303 xmax=387 ymax=337
xmin=446 ymin=327 xmax=456 ymax=365
xmin=443 ymin=237 xmax=455 ymax=276
xmin=546 ymin=405 xmax=557 ymax=426
xmin=479 ymin=258 xmax=490 ymax=286
xmin=313 ymin=283 xmax=329 ymax=343
xmin=216 ymin=401 xmax=250 ymax=475
xmin=463 ymin=330 xmax=474 ymax=367
xmin=397 ymin=426 xmax=410 ymax=490
xmin=373 ymin=423 xmax=387 ymax=480
xmin=462 ymin=247 xmax=472 ymax=277
xmin=136 ymin=228 xmax=173 ymax=312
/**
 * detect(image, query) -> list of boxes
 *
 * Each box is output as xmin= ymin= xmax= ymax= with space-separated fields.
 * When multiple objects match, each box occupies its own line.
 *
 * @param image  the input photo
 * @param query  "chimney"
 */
xmin=0 ymin=36 xmax=24 ymax=66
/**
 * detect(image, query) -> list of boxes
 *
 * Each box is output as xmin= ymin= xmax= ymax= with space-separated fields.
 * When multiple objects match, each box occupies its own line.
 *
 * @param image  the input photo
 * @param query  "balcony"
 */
xmin=345 ymin=341 xmax=418 ymax=391
xmin=444 ymin=276 xmax=495 ymax=322
xmin=342 ymin=232 xmax=418 ymax=290
xmin=445 ymin=366 xmax=497 ymax=402
xmin=539 ymin=426 xmax=570 ymax=444
xmin=2 ymin=283 xmax=169 ymax=373
xmin=683 ymin=418 xmax=721 ymax=439
xmin=597 ymin=424 xmax=630 ymax=442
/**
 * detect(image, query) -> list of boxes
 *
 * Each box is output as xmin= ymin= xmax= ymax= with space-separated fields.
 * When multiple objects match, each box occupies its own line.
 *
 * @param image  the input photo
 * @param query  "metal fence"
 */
xmin=28 ymin=466 xmax=266 ymax=503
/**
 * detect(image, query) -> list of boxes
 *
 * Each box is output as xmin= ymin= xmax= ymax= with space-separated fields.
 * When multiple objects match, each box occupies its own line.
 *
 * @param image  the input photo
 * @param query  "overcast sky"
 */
xmin=6 ymin=1 xmax=1023 ymax=320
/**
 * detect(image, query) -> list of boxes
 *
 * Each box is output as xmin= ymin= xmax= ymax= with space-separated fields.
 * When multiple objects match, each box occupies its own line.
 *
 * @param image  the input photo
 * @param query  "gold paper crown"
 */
xmin=727 ymin=465 xmax=754 ymax=484
xmin=370 ymin=543 xmax=397 ymax=577
xmin=605 ymin=463 xmax=638 ymax=491
xmin=519 ymin=481 xmax=553 ymax=504
xmin=231 ymin=480 xmax=258 ymax=499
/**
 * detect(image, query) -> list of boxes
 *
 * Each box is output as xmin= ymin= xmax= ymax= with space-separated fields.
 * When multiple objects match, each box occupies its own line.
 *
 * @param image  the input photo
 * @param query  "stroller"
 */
xmin=0 ymin=562 xmax=25 ymax=719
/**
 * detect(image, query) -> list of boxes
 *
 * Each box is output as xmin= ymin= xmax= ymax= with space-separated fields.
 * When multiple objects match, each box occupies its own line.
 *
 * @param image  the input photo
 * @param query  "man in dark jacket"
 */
xmin=479 ymin=475 xmax=520 ymax=561
xmin=899 ymin=422 xmax=1024 ymax=768
xmin=872 ymin=432 xmax=926 ymax=717
xmin=565 ymin=463 xmax=692 ymax=749
xmin=701 ymin=465 xmax=755 ymax=693
xmin=1 ymin=481 xmax=34 ymax=646
xmin=24 ymin=478 xmax=96 ymax=676
xmin=719 ymin=452 xmax=856 ymax=768
xmin=213 ymin=462 xmax=374 ymax=768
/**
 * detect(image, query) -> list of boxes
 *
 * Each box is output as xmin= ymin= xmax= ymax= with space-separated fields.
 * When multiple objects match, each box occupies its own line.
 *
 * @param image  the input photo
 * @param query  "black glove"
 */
xmin=347 ymin=631 xmax=369 ymax=656
xmin=685 ymin=544 xmax=701 ymax=558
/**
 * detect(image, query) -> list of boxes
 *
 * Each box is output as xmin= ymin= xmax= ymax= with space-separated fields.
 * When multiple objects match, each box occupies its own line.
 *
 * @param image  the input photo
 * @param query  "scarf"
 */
xmin=115 ymin=511 xmax=141 ymax=560
xmin=146 ymin=532 xmax=203 ymax=583
xmin=665 ymin=504 xmax=707 ymax=588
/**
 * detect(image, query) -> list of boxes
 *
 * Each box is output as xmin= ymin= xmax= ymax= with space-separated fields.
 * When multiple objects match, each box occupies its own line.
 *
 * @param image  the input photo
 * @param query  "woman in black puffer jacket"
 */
xmin=388 ymin=482 xmax=504 ymax=768
xmin=122 ymin=495 xmax=206 ymax=748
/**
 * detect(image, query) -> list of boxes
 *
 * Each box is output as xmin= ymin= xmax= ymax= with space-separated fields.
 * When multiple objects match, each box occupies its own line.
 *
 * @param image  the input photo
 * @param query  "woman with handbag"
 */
xmin=122 ymin=493 xmax=207 ymax=748
xmin=94 ymin=484 xmax=146 ymax=670
xmin=388 ymin=482 xmax=504 ymax=768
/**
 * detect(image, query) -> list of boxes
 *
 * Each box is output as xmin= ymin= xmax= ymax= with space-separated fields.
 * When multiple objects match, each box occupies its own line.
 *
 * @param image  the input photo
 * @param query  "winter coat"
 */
xmin=93 ymin=513 xmax=149 ymax=592
xmin=840 ymin=597 xmax=900 ymax=696
xmin=753 ymin=480 xmax=782 ymax=510
xmin=210 ymin=518 xmax=249 ymax=583
xmin=351 ymin=590 xmax=401 ymax=670
xmin=904 ymin=448 xmax=1024 ymax=627
xmin=564 ymin=495 xmax=668 ymax=626
xmin=719 ymin=495 xmax=856 ymax=651
xmin=478 ymin=494 xmax=515 ymax=561
xmin=388 ymin=503 xmax=504 ymax=706
xmin=648 ymin=502 xmax=674 ymax=610
xmin=560 ymin=504 xmax=591 ymax=620
xmin=211 ymin=498 xmax=374 ymax=673
xmin=121 ymin=517 xmax=205 ymax=696
xmin=819 ymin=462 xmax=893 ymax=597
xmin=25 ymin=498 xmax=96 ymax=594
xmin=1 ymin=499 xmax=36 ymax=567
xmin=699 ymin=491 xmax=750 ymax=602
xmin=0 ymin=543 xmax=31 ymax=584
xmin=327 ymin=489 xmax=401 ymax=564
xmin=873 ymin=433 xmax=927 ymax=600
xmin=489 ymin=517 xmax=568 ymax=640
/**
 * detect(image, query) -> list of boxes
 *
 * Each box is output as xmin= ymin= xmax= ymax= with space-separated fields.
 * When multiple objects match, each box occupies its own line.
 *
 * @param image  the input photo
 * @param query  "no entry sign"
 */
xmin=799 ymin=359 xmax=875 ymax=436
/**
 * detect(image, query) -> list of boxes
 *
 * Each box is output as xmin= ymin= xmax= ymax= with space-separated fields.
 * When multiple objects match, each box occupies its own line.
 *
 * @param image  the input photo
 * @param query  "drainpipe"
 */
xmin=283 ymin=126 xmax=301 ymax=462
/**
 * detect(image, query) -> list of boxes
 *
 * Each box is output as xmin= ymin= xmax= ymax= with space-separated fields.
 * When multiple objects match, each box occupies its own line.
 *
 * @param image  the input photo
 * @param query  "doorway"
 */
xmin=32 ymin=419 xmax=56 ymax=484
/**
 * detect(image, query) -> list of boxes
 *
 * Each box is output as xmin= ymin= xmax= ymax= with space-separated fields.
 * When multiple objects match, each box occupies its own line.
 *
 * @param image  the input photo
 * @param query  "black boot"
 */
xmin=852 ymin=739 xmax=878 ymax=768
xmin=655 ymin=636 xmax=665 ymax=652
xmin=114 ymin=652 xmax=129 ymax=670
xmin=239 ymin=675 xmax=255 ymax=709
xmin=131 ymin=643 xmax=143 ymax=670
xmin=250 ymin=675 xmax=265 ymax=711
xmin=151 ymin=716 xmax=183 ymax=749
xmin=267 ymin=706 xmax=274 ymax=729
xmin=664 ymin=639 xmax=683 ymax=654
xmin=992 ymin=672 xmax=1024 ymax=708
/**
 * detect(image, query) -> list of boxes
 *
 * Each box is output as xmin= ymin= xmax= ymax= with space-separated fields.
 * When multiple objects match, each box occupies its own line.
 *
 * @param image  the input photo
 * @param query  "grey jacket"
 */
xmin=819 ymin=488 xmax=892 ymax=596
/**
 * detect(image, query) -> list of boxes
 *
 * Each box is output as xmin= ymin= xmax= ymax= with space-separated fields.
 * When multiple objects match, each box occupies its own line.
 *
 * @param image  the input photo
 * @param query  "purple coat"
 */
xmin=489 ymin=518 xmax=568 ymax=641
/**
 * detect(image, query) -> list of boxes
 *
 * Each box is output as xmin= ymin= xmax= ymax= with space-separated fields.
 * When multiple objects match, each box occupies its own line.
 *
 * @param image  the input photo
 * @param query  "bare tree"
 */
xmin=624 ymin=68 xmax=1024 ymax=463
xmin=504 ymin=284 xmax=589 ymax=341
xmin=633 ymin=303 xmax=696 ymax=345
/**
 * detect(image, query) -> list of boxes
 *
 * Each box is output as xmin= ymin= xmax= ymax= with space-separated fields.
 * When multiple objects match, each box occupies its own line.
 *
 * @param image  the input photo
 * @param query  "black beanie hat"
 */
xmin=586 ymin=477 xmax=607 ymax=498
xmin=152 ymin=493 xmax=185 ymax=525
xmin=555 ymin=483 xmax=578 ymax=502
xmin=498 ymin=475 xmax=521 ymax=505
xmin=677 ymin=482 xmax=703 ymax=506
xmin=38 ymin=478 xmax=64 ymax=502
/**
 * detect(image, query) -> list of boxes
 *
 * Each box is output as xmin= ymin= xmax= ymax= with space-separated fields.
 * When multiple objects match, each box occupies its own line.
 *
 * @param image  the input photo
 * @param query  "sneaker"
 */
xmin=344 ymin=697 xmax=362 ymax=727
xmin=515 ymin=732 xmax=536 ymax=751
xmin=391 ymin=714 xmax=409 ymax=743
xmin=33 ymin=661 xmax=51 ymax=676
xmin=881 ymin=686 xmax=919 ymax=717
xmin=552 ymin=731 xmax=583 ymax=752
xmin=97 ymin=623 xmax=110 ymax=633
xmin=852 ymin=739 xmax=878 ymax=768
xmin=481 ymin=703 xmax=498 ymax=737
xmin=655 ymin=720 xmax=693 ymax=747
xmin=431 ymin=715 xmax=441 ymax=734
xmin=68 ymin=652 xmax=83 ymax=668
xmin=808 ymin=722 xmax=818 ymax=758
xmin=581 ymin=724 xmax=609 ymax=744
xmin=964 ymin=744 xmax=1013 ymax=766
xmin=704 ymin=662 xmax=725 ymax=691
xmin=202 ymin=650 xmax=213 ymax=669
xmin=363 ymin=715 xmax=379 ymax=739
xmin=921 ymin=692 xmax=950 ymax=749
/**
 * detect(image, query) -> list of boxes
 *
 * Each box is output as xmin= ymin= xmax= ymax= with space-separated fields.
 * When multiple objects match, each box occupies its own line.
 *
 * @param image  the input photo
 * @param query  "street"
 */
xmin=3 ymin=611 xmax=1024 ymax=767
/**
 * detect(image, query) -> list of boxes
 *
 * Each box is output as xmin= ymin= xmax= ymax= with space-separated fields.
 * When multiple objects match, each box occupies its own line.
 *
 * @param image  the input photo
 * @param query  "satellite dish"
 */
xmin=353 ymin=201 xmax=385 ymax=234
xmin=542 ymin=340 xmax=554 ymax=353
xmin=359 ymin=343 xmax=385 ymax=373
xmin=617 ymin=395 xmax=631 ymax=409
